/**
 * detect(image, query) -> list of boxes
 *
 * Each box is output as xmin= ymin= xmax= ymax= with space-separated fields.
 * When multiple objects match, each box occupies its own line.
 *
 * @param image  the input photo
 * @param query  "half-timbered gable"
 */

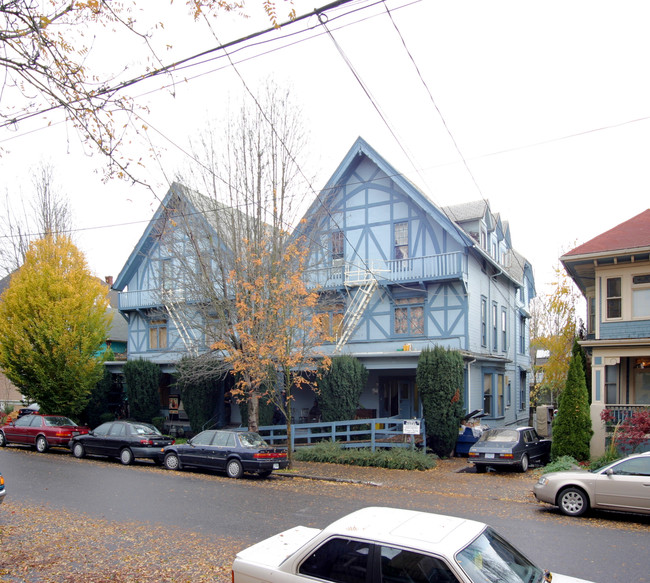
xmin=299 ymin=138 xmax=535 ymax=426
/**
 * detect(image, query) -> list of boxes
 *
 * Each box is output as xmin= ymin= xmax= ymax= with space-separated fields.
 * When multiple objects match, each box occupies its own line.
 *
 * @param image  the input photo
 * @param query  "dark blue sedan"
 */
xmin=468 ymin=426 xmax=551 ymax=473
xmin=161 ymin=430 xmax=288 ymax=478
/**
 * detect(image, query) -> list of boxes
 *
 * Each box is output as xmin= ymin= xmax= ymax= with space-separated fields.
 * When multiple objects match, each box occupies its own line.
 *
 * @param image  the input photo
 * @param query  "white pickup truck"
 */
xmin=232 ymin=506 xmax=594 ymax=583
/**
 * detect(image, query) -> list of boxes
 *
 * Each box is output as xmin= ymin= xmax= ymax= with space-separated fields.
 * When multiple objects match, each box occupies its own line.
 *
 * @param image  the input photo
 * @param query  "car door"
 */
xmin=523 ymin=429 xmax=545 ymax=462
xmin=211 ymin=431 xmax=236 ymax=470
xmin=179 ymin=431 xmax=216 ymax=468
xmin=85 ymin=422 xmax=113 ymax=455
xmin=105 ymin=422 xmax=128 ymax=456
xmin=6 ymin=415 xmax=38 ymax=445
xmin=594 ymin=457 xmax=650 ymax=512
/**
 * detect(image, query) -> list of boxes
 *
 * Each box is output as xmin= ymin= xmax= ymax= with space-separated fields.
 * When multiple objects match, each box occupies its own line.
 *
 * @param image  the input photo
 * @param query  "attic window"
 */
xmin=394 ymin=221 xmax=409 ymax=260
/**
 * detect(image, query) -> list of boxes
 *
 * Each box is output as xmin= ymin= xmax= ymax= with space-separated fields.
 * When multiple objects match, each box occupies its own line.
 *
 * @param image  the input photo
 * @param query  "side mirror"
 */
xmin=606 ymin=468 xmax=614 ymax=476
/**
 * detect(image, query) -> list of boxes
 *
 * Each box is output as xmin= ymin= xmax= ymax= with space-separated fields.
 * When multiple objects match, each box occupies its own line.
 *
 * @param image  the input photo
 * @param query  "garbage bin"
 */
xmin=536 ymin=405 xmax=553 ymax=438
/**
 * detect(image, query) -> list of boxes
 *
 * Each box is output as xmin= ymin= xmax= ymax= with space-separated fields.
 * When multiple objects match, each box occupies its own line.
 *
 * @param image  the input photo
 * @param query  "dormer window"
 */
xmin=606 ymin=277 xmax=622 ymax=319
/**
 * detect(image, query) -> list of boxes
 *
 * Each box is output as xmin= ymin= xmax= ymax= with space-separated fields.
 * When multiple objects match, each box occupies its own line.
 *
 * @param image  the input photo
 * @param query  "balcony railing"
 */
xmin=604 ymin=404 xmax=650 ymax=425
xmin=118 ymin=288 xmax=200 ymax=310
xmin=305 ymin=252 xmax=466 ymax=289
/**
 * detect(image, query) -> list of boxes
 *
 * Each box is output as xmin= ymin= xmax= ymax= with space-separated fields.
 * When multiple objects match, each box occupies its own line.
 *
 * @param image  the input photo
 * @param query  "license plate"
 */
xmin=485 ymin=453 xmax=495 ymax=459
xmin=273 ymin=463 xmax=279 ymax=469
xmin=72 ymin=432 xmax=79 ymax=436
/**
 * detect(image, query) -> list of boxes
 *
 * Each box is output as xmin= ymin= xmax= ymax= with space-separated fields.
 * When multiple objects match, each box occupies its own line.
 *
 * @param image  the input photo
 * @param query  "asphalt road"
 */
xmin=1 ymin=445 xmax=649 ymax=583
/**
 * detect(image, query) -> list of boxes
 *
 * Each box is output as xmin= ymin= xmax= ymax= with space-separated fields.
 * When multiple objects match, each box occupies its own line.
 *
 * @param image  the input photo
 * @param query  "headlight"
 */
xmin=537 ymin=476 xmax=548 ymax=486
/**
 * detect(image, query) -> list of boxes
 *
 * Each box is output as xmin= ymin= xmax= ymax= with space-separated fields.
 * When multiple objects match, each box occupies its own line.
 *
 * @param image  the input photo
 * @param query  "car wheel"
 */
xmin=475 ymin=464 xmax=487 ymax=473
xmin=35 ymin=435 xmax=48 ymax=453
xmin=72 ymin=442 xmax=85 ymax=458
xmin=164 ymin=452 xmax=181 ymax=471
xmin=0 ymin=431 xmax=6 ymax=447
xmin=120 ymin=448 xmax=134 ymax=465
xmin=226 ymin=458 xmax=243 ymax=479
xmin=558 ymin=487 xmax=589 ymax=517
xmin=519 ymin=454 xmax=529 ymax=473
xmin=258 ymin=470 xmax=272 ymax=478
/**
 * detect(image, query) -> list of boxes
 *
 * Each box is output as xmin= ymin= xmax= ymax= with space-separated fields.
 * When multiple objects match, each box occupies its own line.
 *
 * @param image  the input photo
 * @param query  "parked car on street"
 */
xmin=0 ymin=470 xmax=5 ymax=504
xmin=232 ymin=506 xmax=594 ymax=583
xmin=0 ymin=414 xmax=90 ymax=452
xmin=468 ymin=426 xmax=551 ymax=473
xmin=161 ymin=429 xmax=288 ymax=478
xmin=533 ymin=451 xmax=650 ymax=517
xmin=69 ymin=420 xmax=174 ymax=465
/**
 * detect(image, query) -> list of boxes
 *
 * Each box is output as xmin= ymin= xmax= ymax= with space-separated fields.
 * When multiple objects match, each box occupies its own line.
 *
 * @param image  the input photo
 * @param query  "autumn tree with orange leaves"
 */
xmin=156 ymin=81 xmax=328 ymax=454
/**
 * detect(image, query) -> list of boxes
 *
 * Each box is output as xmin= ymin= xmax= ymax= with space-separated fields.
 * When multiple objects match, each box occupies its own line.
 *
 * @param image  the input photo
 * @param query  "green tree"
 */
xmin=123 ymin=359 xmax=161 ymax=423
xmin=417 ymin=346 xmax=464 ymax=458
xmin=551 ymin=345 xmax=593 ymax=461
xmin=317 ymin=356 xmax=368 ymax=422
xmin=0 ymin=235 xmax=110 ymax=417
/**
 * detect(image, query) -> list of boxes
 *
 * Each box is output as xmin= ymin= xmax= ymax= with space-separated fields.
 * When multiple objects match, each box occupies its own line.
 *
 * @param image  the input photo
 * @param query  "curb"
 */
xmin=274 ymin=471 xmax=383 ymax=487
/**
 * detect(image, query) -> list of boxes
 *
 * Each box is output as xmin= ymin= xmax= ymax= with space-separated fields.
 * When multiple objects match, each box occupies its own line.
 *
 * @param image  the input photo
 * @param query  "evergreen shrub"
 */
xmin=294 ymin=440 xmax=436 ymax=470
xmin=416 ymin=346 xmax=464 ymax=457
xmin=123 ymin=359 xmax=161 ymax=423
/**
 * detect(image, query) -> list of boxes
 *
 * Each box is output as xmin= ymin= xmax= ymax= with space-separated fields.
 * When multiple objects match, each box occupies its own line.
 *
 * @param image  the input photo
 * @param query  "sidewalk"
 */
xmin=278 ymin=456 xmax=540 ymax=504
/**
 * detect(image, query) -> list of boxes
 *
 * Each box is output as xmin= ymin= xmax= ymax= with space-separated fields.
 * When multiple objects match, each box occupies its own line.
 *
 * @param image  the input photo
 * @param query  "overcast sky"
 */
xmin=1 ymin=0 xmax=649 ymax=300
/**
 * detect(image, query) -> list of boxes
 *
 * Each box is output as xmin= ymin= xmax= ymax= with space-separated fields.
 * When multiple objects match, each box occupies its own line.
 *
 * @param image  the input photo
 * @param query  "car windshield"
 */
xmin=456 ymin=527 xmax=544 ymax=583
xmin=130 ymin=423 xmax=161 ymax=436
xmin=44 ymin=417 xmax=76 ymax=427
xmin=238 ymin=432 xmax=269 ymax=448
xmin=479 ymin=430 xmax=519 ymax=443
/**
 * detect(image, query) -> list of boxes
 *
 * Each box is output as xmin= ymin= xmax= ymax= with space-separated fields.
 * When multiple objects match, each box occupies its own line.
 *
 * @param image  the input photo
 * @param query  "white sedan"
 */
xmin=232 ymin=506 xmax=594 ymax=583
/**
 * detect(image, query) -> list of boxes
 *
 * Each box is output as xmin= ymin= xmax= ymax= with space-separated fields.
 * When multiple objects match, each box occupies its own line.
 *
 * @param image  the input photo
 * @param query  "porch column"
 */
xmin=590 ymin=354 xmax=607 ymax=457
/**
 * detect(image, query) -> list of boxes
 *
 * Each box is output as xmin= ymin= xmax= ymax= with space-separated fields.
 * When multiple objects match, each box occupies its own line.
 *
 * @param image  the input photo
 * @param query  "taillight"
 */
xmin=468 ymin=452 xmax=478 ymax=457
xmin=55 ymin=431 xmax=72 ymax=437
xmin=139 ymin=439 xmax=153 ymax=445
xmin=253 ymin=452 xmax=287 ymax=459
xmin=500 ymin=453 xmax=514 ymax=459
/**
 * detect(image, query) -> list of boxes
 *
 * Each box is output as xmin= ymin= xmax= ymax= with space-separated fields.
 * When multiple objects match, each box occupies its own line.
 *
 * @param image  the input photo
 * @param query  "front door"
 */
xmin=380 ymin=377 xmax=416 ymax=418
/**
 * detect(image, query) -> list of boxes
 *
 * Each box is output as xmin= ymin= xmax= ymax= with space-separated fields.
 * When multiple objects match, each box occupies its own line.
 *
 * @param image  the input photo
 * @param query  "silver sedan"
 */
xmin=533 ymin=451 xmax=650 ymax=516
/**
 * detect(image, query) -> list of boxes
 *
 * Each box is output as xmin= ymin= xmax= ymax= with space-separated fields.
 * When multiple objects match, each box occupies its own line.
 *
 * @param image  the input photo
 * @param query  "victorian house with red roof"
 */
xmin=561 ymin=209 xmax=650 ymax=455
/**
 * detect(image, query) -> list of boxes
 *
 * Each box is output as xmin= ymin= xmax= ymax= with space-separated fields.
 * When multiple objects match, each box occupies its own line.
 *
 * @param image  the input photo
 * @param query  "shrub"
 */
xmin=151 ymin=416 xmax=166 ymax=431
xmin=542 ymin=455 xmax=580 ymax=474
xmin=99 ymin=412 xmax=115 ymax=424
xmin=551 ymin=344 xmax=592 ymax=461
xmin=123 ymin=359 xmax=161 ymax=423
xmin=417 ymin=346 xmax=464 ymax=458
xmin=318 ymin=356 xmax=368 ymax=422
xmin=294 ymin=440 xmax=436 ymax=471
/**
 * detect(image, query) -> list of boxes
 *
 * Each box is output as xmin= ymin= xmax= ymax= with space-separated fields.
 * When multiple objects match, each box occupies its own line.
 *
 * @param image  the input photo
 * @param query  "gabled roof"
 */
xmin=299 ymin=137 xmax=473 ymax=249
xmin=563 ymin=208 xmax=650 ymax=257
xmin=113 ymin=183 xmax=216 ymax=291
xmin=561 ymin=209 xmax=650 ymax=295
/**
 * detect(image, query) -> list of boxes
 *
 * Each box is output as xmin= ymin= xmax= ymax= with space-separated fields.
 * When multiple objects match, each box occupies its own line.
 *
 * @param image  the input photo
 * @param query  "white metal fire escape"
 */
xmin=333 ymin=267 xmax=379 ymax=354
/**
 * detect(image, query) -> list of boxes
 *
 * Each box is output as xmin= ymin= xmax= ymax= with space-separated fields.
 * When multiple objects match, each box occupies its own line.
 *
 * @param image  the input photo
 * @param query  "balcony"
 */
xmin=118 ymin=288 xmax=200 ymax=311
xmin=305 ymin=252 xmax=467 ymax=289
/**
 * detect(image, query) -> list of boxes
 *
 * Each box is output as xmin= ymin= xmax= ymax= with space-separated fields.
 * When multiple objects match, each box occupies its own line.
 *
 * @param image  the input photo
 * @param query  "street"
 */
xmin=0 ymin=445 xmax=648 ymax=582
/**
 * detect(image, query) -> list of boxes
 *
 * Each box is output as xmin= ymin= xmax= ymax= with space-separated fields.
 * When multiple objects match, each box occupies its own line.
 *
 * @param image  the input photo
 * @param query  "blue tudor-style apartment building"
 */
xmin=112 ymin=137 xmax=536 ymax=428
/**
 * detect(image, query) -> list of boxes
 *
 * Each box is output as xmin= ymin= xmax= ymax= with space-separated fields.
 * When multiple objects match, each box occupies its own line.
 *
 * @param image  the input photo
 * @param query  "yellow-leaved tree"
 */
xmin=0 ymin=234 xmax=111 ymax=417
xmin=529 ymin=265 xmax=580 ymax=406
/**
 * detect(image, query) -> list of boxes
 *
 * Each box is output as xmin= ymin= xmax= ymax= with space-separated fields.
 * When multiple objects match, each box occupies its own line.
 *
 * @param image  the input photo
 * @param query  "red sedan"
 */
xmin=0 ymin=414 xmax=89 ymax=452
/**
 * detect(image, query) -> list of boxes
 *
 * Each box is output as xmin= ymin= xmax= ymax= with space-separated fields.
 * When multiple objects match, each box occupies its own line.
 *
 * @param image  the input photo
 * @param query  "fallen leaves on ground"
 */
xmin=0 ymin=502 xmax=235 ymax=582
